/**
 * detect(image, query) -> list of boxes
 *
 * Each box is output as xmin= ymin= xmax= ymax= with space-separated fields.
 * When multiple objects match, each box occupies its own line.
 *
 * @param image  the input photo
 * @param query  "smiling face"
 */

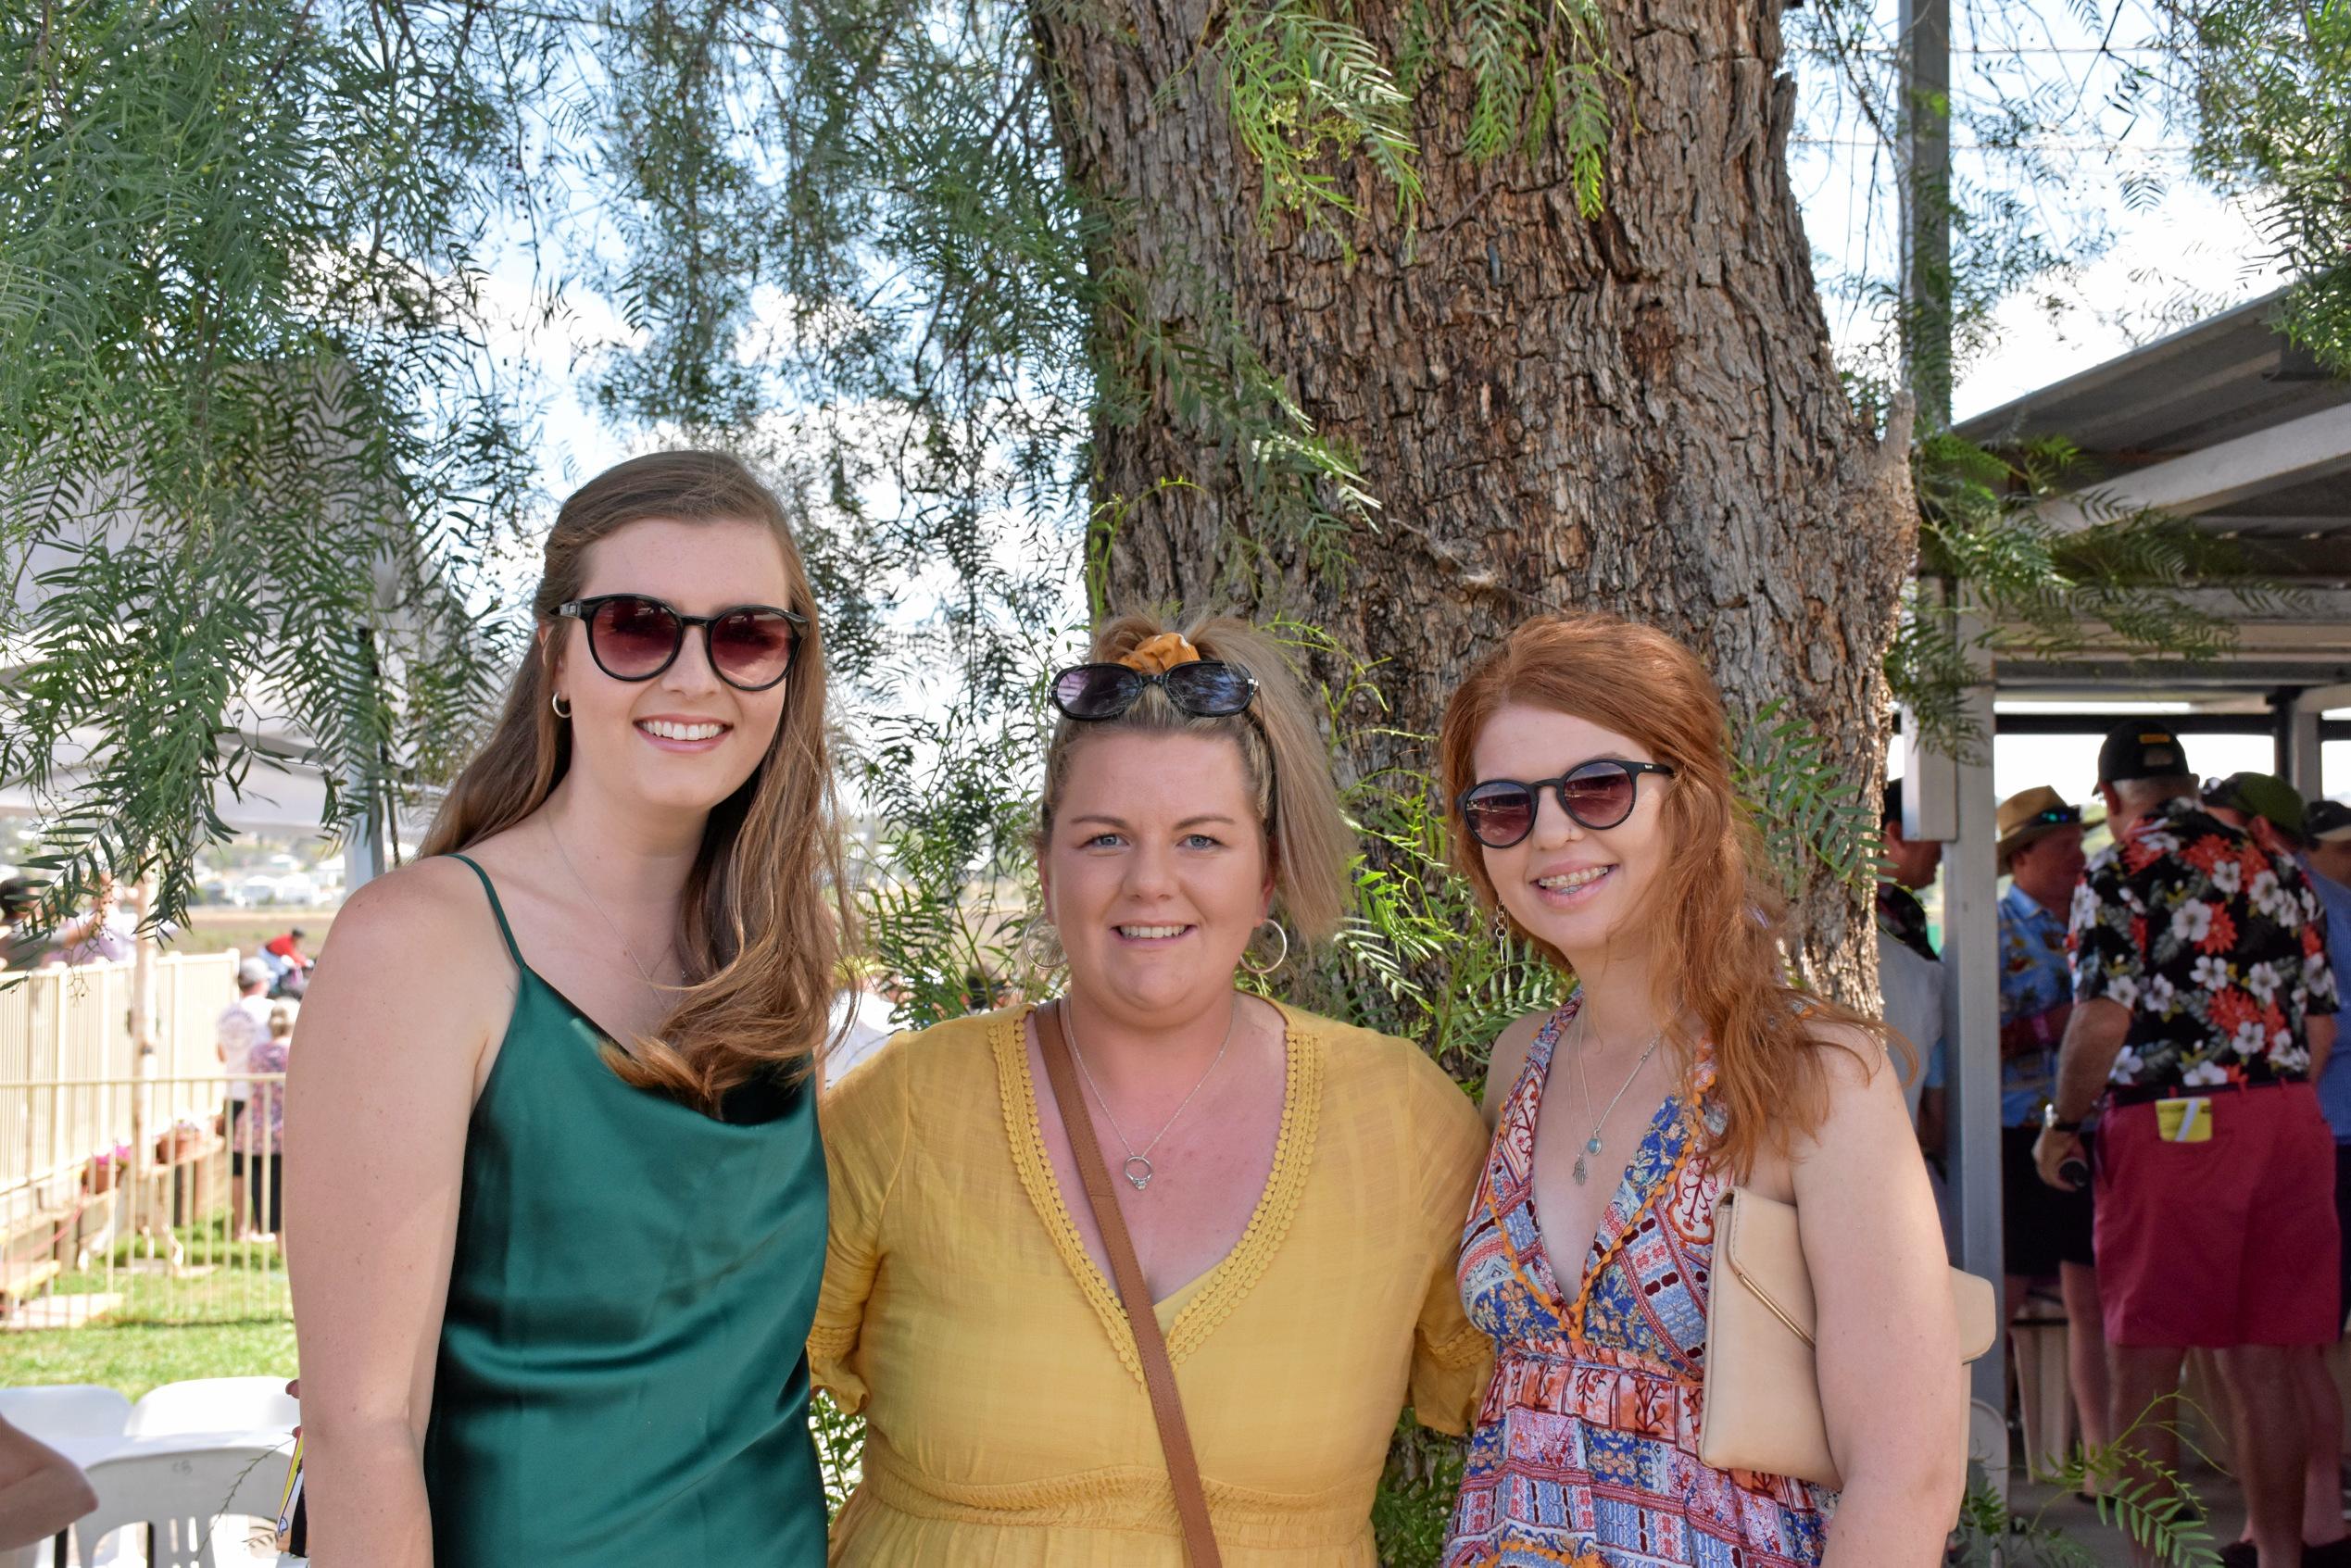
xmin=1469 ymin=702 xmax=1672 ymax=965
xmin=1040 ymin=730 xmax=1273 ymax=1030
xmin=547 ymin=516 xmax=797 ymax=817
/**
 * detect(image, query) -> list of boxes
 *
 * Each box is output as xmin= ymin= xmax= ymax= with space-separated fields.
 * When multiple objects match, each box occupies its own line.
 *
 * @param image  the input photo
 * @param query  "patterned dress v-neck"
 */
xmin=1442 ymin=999 xmax=1833 ymax=1568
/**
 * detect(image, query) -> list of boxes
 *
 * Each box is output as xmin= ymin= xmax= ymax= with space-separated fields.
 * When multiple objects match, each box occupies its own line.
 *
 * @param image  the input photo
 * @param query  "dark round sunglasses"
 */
xmin=1049 ymin=661 xmax=1258 ymax=721
xmin=1456 ymin=759 xmax=1678 ymax=849
xmin=556 ymin=594 xmax=807 ymax=692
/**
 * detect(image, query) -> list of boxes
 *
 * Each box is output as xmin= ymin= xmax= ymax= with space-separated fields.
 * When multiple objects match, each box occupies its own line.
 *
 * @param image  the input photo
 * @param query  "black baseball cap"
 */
xmin=2308 ymin=799 xmax=2351 ymax=844
xmin=2096 ymin=719 xmax=2190 ymax=784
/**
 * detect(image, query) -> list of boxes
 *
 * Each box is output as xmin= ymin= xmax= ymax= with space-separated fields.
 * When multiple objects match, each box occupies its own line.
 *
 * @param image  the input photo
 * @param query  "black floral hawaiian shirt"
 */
xmin=1877 ymin=882 xmax=1938 ymax=962
xmin=2068 ymin=795 xmax=2339 ymax=1089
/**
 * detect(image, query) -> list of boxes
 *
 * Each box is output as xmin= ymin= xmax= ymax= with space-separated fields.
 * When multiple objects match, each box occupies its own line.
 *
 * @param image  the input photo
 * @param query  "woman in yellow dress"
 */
xmin=812 ymin=612 xmax=1490 ymax=1564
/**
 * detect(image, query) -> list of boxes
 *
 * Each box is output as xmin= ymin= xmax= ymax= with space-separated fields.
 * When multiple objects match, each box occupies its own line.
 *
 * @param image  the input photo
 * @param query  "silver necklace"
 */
xmin=1064 ymin=998 xmax=1238 ymax=1191
xmin=1570 ymin=1008 xmax=1666 ymax=1185
xmin=543 ymin=816 xmax=665 ymax=986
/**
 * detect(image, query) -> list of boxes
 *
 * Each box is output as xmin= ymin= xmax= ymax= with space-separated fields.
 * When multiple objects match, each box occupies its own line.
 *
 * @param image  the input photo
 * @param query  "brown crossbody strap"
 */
xmin=1034 ymin=1001 xmax=1225 ymax=1567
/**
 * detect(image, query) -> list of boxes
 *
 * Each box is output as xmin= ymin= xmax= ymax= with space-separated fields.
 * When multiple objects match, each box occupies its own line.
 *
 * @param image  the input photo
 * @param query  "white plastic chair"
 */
xmin=0 ymin=1386 xmax=130 ymax=1447
xmin=124 ymin=1382 xmax=296 ymax=1441
xmin=1968 ymin=1397 xmax=2011 ymax=1510
xmin=74 ymin=1434 xmax=291 ymax=1568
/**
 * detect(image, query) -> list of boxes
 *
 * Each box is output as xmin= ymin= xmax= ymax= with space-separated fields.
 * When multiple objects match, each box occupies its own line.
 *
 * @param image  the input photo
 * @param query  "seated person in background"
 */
xmin=0 ymin=1413 xmax=95 ymax=1552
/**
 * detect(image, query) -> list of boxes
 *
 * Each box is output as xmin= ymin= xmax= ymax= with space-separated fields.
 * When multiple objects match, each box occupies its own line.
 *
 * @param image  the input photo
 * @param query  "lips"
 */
xmin=639 ymin=719 xmax=726 ymax=741
xmin=1531 ymin=864 xmax=1615 ymax=906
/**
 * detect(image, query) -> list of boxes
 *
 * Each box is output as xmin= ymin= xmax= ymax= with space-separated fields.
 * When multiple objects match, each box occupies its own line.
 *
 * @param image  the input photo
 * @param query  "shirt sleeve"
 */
xmin=2069 ymin=858 xmax=2145 ymax=1010
xmin=2294 ymin=873 xmax=2341 ymax=1016
xmin=808 ymin=1033 xmax=912 ymax=1414
xmin=1408 ymin=1072 xmax=1495 ymax=1436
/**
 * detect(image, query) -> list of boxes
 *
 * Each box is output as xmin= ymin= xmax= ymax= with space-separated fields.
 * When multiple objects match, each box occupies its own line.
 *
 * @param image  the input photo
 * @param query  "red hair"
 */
xmin=1436 ymin=612 xmax=1885 ymax=1175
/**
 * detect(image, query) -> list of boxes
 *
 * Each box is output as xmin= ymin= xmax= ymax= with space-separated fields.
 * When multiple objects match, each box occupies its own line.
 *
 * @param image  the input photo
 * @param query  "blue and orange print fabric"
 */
xmin=1443 ymin=999 xmax=1832 ymax=1568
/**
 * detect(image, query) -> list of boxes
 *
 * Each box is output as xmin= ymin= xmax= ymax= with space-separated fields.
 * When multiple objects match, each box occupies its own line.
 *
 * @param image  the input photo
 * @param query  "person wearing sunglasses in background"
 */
xmin=811 ymin=614 xmax=1491 ymax=1566
xmin=286 ymin=452 xmax=850 ymax=1567
xmin=1437 ymin=613 xmax=1962 ymax=1568
xmin=1991 ymin=787 xmax=2112 ymax=1488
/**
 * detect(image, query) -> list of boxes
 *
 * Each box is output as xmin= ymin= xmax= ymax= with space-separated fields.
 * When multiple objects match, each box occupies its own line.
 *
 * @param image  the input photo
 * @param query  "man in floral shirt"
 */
xmin=2035 ymin=721 xmax=2338 ymax=1568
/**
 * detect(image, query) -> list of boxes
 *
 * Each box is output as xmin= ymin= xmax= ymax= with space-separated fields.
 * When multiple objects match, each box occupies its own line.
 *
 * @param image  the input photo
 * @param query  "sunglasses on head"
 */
xmin=556 ymin=594 xmax=806 ymax=693
xmin=1456 ymin=759 xmax=1678 ymax=849
xmin=1049 ymin=661 xmax=1258 ymax=721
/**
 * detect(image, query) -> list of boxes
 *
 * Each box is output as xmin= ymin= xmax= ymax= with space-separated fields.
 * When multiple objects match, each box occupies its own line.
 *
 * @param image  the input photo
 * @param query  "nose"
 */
xmin=660 ymin=623 xmax=724 ymax=696
xmin=1122 ymin=839 xmax=1178 ymax=899
xmin=1528 ymin=785 xmax=1587 ymax=849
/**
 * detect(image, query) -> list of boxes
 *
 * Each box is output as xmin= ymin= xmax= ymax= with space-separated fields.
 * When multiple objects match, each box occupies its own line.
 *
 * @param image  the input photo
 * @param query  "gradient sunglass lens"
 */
xmin=1556 ymin=763 xmax=1639 ymax=828
xmin=1050 ymin=665 xmax=1143 ymax=719
xmin=1462 ymin=783 xmax=1539 ymax=847
xmin=708 ymin=608 xmax=798 ymax=688
xmin=1160 ymin=663 xmax=1255 ymax=716
xmin=589 ymin=596 xmax=681 ymax=677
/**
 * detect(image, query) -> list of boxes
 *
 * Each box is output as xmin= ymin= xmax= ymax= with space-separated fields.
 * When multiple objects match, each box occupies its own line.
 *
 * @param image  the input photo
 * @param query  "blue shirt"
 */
xmin=2303 ymin=857 xmax=2351 ymax=1139
xmin=1997 ymin=883 xmax=2071 ymax=1127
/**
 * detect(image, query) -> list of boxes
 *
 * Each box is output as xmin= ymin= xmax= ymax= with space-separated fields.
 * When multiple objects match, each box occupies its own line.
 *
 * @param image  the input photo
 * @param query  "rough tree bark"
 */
xmin=1036 ymin=0 xmax=1916 ymax=1001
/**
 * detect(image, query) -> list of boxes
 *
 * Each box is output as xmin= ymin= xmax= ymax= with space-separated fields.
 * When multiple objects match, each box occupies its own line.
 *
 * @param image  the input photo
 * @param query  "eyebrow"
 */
xmin=1068 ymin=813 xmax=1242 ymax=831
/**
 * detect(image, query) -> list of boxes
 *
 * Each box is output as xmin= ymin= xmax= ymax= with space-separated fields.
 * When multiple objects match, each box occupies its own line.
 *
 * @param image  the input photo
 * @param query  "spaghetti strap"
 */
xmin=446 ymin=853 xmax=526 ymax=971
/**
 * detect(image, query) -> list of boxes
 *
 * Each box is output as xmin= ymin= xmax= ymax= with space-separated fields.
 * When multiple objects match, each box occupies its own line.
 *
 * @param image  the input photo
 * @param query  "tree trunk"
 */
xmin=1036 ymin=0 xmax=1915 ymax=1001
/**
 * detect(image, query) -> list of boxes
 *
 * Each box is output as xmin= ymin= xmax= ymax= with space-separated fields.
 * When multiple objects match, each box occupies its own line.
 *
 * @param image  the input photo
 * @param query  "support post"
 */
xmin=1900 ymin=0 xmax=1953 ymax=431
xmin=1937 ymin=606 xmax=2005 ymax=1411
xmin=2282 ymin=687 xmax=2325 ymax=800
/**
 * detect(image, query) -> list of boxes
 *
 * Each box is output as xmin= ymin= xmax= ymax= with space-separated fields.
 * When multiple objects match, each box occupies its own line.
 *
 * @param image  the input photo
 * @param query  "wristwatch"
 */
xmin=2042 ymin=1102 xmax=2082 ymax=1135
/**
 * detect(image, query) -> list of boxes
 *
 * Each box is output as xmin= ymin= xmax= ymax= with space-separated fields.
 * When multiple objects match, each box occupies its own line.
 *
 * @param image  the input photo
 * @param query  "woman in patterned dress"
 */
xmin=1435 ymin=613 xmax=1964 ymax=1568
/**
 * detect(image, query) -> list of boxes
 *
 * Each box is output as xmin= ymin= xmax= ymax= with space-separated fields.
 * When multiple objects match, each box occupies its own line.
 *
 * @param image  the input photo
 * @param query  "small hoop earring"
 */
xmin=1241 ymin=918 xmax=1289 ymax=977
xmin=551 ymin=692 xmax=572 ymax=719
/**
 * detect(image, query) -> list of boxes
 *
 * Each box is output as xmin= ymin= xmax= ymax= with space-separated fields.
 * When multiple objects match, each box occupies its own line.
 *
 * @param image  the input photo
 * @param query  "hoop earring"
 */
xmin=1241 ymin=918 xmax=1289 ymax=977
xmin=551 ymin=692 xmax=572 ymax=719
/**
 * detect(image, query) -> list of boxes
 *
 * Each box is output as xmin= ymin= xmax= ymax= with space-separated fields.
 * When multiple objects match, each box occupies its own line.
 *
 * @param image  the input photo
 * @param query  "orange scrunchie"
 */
xmin=1115 ymin=632 xmax=1201 ymax=675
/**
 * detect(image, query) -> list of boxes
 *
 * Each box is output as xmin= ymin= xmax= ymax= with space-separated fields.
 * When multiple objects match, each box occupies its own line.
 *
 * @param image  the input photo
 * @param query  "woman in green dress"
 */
xmin=285 ymin=451 xmax=849 ymax=1566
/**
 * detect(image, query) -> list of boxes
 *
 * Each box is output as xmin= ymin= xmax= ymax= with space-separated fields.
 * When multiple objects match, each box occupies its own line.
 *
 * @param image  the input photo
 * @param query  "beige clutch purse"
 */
xmin=1697 ymin=1187 xmax=1998 ymax=1489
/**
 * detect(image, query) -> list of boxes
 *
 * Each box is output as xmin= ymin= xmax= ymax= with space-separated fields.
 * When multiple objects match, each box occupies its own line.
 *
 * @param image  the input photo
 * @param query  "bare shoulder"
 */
xmin=1478 ymin=1009 xmax=1553 ymax=1127
xmin=301 ymin=859 xmax=513 ymax=1061
xmin=1805 ymin=1015 xmax=1905 ymax=1104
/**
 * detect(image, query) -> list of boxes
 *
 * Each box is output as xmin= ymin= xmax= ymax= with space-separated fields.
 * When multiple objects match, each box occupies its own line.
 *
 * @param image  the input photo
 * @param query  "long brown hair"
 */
xmin=1037 ymin=612 xmax=1353 ymax=943
xmin=421 ymin=450 xmax=850 ymax=1110
xmin=1436 ymin=612 xmax=1886 ymax=1175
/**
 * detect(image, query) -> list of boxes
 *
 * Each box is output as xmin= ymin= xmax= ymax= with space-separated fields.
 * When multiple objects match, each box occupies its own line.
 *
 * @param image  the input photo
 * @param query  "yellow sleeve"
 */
xmin=808 ymin=1035 xmax=911 ymax=1414
xmin=1408 ymin=1064 xmax=1495 ymax=1436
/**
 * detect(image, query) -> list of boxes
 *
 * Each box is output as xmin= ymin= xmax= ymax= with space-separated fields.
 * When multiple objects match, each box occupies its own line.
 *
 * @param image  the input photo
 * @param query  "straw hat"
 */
xmin=1996 ymin=785 xmax=2082 ymax=874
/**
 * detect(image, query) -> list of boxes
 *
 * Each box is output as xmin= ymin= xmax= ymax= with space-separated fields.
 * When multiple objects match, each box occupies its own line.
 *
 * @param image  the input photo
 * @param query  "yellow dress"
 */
xmin=811 ymin=1001 xmax=1492 ymax=1565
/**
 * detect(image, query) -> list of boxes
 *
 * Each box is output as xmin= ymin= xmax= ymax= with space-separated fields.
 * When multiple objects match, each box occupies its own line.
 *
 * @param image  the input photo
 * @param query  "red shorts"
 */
xmin=2093 ymin=1080 xmax=2340 ymax=1348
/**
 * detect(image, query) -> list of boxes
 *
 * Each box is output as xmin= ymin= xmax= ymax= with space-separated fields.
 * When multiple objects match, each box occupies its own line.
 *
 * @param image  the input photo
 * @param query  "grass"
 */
xmin=169 ymin=908 xmax=336 ymax=959
xmin=0 ymin=1215 xmax=294 ymax=1399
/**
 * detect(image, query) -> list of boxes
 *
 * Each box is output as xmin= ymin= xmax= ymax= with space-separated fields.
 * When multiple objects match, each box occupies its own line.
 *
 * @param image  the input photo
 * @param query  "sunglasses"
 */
xmin=1049 ymin=661 xmax=1258 ymax=721
xmin=1456 ymin=759 xmax=1678 ymax=849
xmin=2022 ymin=805 xmax=2082 ymax=828
xmin=555 ymin=594 xmax=806 ymax=692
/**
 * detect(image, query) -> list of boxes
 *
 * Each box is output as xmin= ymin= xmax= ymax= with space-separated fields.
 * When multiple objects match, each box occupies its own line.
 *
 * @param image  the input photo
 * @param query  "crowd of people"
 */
xmin=1880 ymin=725 xmax=2348 ymax=1568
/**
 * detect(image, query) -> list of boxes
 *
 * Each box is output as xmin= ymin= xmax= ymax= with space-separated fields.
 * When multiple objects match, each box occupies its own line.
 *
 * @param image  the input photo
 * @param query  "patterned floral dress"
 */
xmin=1443 ymin=1000 xmax=1833 ymax=1568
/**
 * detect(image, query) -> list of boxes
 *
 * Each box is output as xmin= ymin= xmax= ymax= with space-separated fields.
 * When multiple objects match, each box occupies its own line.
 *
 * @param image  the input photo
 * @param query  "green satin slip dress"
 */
xmin=419 ymin=854 xmax=828 ymax=1566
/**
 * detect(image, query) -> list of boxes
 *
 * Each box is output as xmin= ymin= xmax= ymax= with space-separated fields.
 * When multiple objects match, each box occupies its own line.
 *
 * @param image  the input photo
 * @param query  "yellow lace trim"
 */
xmin=992 ymin=1000 xmax=1320 ymax=1387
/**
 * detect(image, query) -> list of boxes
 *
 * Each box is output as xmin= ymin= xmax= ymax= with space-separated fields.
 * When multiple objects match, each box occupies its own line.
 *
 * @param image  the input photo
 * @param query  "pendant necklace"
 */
xmin=1570 ymin=1009 xmax=1666 ymax=1185
xmin=544 ymin=816 xmax=668 ymax=987
xmin=1064 ymin=998 xmax=1238 ymax=1191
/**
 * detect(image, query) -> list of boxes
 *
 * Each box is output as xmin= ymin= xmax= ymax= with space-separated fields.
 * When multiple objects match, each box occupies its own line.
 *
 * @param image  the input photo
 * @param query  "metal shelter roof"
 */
xmin=1955 ymin=288 xmax=2351 ymax=705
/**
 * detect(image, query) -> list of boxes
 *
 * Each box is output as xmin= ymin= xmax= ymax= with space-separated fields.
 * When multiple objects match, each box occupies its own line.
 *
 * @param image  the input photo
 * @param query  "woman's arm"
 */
xmin=0 ymin=1416 xmax=95 ymax=1550
xmin=1792 ymin=1024 xmax=1966 ymax=1567
xmin=285 ymin=864 xmax=506 ymax=1568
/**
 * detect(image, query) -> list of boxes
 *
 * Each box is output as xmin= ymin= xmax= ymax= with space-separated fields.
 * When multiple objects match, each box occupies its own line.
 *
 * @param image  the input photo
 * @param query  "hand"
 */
xmin=2033 ymin=1125 xmax=2082 ymax=1191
